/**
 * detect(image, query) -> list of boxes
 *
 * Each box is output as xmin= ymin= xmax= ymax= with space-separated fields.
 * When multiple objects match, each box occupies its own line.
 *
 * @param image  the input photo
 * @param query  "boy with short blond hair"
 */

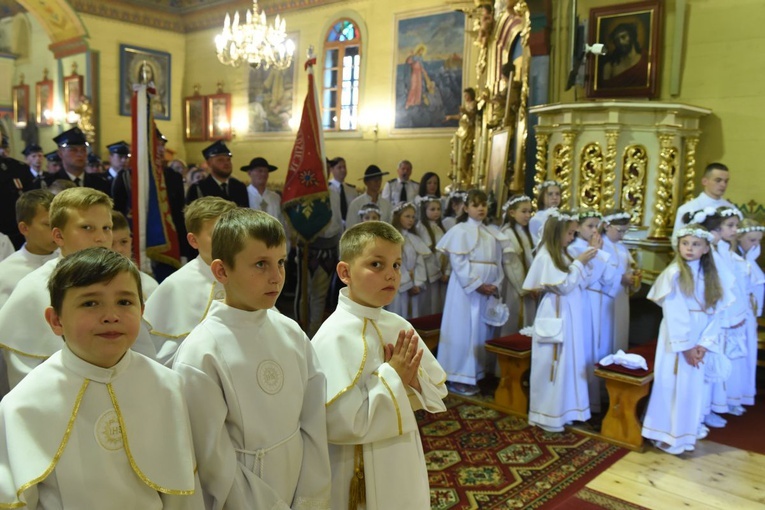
xmin=0 ymin=247 xmax=203 ymax=509
xmin=111 ymin=210 xmax=159 ymax=300
xmin=0 ymin=187 xmax=157 ymax=390
xmin=174 ymin=208 xmax=331 ymax=509
xmin=0 ymin=189 xmax=58 ymax=308
xmin=145 ymin=196 xmax=237 ymax=365
xmin=311 ymin=221 xmax=448 ymax=510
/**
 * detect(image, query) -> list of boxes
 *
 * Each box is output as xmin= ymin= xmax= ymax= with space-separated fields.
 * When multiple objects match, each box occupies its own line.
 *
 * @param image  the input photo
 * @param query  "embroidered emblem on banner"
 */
xmin=257 ymin=360 xmax=284 ymax=395
xmin=95 ymin=409 xmax=124 ymax=451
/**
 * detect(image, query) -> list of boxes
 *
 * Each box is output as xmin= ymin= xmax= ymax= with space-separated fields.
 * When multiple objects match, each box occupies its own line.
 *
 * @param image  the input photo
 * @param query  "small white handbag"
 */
xmin=483 ymin=295 xmax=510 ymax=327
xmin=534 ymin=295 xmax=563 ymax=344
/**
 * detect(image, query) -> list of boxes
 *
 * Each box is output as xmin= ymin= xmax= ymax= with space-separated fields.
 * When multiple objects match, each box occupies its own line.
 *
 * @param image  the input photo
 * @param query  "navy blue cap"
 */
xmin=107 ymin=141 xmax=131 ymax=156
xmin=53 ymin=127 xmax=89 ymax=148
xmin=155 ymin=128 xmax=168 ymax=143
xmin=45 ymin=150 xmax=62 ymax=163
xmin=87 ymin=153 xmax=101 ymax=165
xmin=240 ymin=157 xmax=277 ymax=172
xmin=202 ymin=140 xmax=231 ymax=159
xmin=22 ymin=144 xmax=43 ymax=156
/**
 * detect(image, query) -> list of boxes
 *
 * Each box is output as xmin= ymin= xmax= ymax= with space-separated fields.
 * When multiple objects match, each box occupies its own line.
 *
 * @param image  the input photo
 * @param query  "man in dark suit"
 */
xmin=44 ymin=150 xmax=63 ymax=177
xmin=47 ymin=127 xmax=111 ymax=195
xmin=0 ymin=135 xmax=35 ymax=248
xmin=155 ymin=129 xmax=190 ymax=280
xmin=185 ymin=140 xmax=248 ymax=207
xmin=108 ymin=141 xmax=133 ymax=216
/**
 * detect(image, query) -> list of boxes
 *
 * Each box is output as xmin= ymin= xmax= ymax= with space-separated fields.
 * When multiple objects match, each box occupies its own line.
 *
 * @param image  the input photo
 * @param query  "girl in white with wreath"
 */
xmin=499 ymin=194 xmax=537 ymax=335
xmin=642 ymin=225 xmax=729 ymax=454
xmin=529 ymin=180 xmax=562 ymax=246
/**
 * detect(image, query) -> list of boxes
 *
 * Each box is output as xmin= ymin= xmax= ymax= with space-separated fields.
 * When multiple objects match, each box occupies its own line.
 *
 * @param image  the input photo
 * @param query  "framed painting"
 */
xmin=184 ymin=94 xmax=207 ymax=142
xmin=587 ymin=0 xmax=662 ymax=99
xmin=247 ymin=33 xmax=297 ymax=135
xmin=119 ymin=44 xmax=171 ymax=120
xmin=487 ymin=128 xmax=510 ymax=217
xmin=12 ymin=83 xmax=29 ymax=127
xmin=36 ymin=75 xmax=54 ymax=126
xmin=207 ymin=93 xmax=232 ymax=140
xmin=63 ymin=72 xmax=83 ymax=121
xmin=393 ymin=9 xmax=466 ymax=132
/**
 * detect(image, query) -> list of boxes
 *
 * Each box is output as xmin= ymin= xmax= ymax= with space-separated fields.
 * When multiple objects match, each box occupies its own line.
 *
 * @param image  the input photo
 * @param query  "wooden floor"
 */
xmin=586 ymin=440 xmax=765 ymax=509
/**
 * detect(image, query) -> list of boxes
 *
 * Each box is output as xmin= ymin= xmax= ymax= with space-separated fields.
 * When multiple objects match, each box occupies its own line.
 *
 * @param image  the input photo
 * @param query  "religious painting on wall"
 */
xmin=393 ymin=9 xmax=466 ymax=131
xmin=246 ymin=33 xmax=297 ymax=135
xmin=207 ymin=93 xmax=232 ymax=140
xmin=63 ymin=71 xmax=83 ymax=122
xmin=587 ymin=0 xmax=662 ymax=99
xmin=36 ymin=72 xmax=54 ymax=126
xmin=184 ymin=93 xmax=206 ymax=142
xmin=119 ymin=45 xmax=172 ymax=120
xmin=12 ymin=82 xmax=29 ymax=127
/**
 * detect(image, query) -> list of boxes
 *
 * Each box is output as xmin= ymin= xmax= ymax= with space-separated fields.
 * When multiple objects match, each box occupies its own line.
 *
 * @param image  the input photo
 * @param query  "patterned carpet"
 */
xmin=417 ymin=396 xmax=629 ymax=509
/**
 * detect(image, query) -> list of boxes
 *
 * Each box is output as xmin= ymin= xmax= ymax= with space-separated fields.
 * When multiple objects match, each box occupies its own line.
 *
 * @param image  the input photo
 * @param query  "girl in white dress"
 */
xmin=499 ymin=194 xmax=536 ymax=335
xmin=599 ymin=210 xmax=640 ymax=353
xmin=522 ymin=210 xmax=598 ymax=432
xmin=529 ymin=180 xmax=562 ymax=246
xmin=358 ymin=202 xmax=382 ymax=223
xmin=567 ymin=208 xmax=615 ymax=413
xmin=437 ymin=190 xmax=505 ymax=396
xmin=442 ymin=191 xmax=466 ymax=231
xmin=735 ymin=219 xmax=765 ymax=407
xmin=642 ymin=225 xmax=727 ymax=454
xmin=416 ymin=195 xmax=449 ymax=315
xmin=388 ymin=202 xmax=429 ymax=318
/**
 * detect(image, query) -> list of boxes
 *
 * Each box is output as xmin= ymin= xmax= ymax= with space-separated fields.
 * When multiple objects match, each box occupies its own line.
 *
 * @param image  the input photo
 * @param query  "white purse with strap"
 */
xmin=534 ymin=294 xmax=563 ymax=344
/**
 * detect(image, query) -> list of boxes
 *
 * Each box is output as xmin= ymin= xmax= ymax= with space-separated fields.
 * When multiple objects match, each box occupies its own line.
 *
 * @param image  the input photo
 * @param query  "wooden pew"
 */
xmin=409 ymin=313 xmax=442 ymax=353
xmin=485 ymin=333 xmax=532 ymax=415
xmin=595 ymin=341 xmax=656 ymax=451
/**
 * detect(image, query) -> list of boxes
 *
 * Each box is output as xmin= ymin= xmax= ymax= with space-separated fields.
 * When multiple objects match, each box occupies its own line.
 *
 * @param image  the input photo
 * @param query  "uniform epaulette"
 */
xmin=388 ymin=177 xmax=397 ymax=183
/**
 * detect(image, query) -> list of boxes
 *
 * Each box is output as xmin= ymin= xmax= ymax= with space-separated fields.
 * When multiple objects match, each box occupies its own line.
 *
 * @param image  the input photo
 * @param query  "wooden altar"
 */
xmin=529 ymin=100 xmax=712 ymax=281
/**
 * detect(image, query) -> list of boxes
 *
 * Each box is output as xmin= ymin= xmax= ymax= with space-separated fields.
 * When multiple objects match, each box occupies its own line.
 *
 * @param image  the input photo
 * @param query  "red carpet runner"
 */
xmin=418 ymin=396 xmax=629 ymax=509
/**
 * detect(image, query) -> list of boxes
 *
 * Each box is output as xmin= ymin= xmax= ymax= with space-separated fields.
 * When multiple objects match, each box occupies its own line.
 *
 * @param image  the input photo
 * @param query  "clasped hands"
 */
xmin=385 ymin=329 xmax=424 ymax=393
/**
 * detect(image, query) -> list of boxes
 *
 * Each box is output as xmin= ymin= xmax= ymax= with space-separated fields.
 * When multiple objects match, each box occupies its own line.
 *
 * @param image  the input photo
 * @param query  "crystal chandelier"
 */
xmin=215 ymin=0 xmax=295 ymax=70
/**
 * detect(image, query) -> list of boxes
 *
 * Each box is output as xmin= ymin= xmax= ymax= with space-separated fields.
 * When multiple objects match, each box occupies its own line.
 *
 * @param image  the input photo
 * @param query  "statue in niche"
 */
xmin=473 ymin=3 xmax=494 ymax=79
xmin=488 ymin=60 xmax=521 ymax=129
xmin=75 ymin=96 xmax=96 ymax=146
xmin=445 ymin=87 xmax=478 ymax=188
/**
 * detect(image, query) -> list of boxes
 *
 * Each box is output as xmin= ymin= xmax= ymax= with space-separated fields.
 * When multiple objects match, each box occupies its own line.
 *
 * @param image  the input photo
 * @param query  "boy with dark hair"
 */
xmin=144 ymin=196 xmax=238 ymax=365
xmin=174 ymin=208 xmax=331 ymax=509
xmin=0 ymin=189 xmax=58 ymax=307
xmin=0 ymin=247 xmax=203 ymax=509
xmin=312 ymin=221 xmax=447 ymax=509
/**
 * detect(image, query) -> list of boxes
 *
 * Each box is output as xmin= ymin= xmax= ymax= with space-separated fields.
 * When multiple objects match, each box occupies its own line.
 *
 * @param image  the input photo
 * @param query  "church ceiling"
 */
xmin=1 ymin=0 xmax=344 ymax=32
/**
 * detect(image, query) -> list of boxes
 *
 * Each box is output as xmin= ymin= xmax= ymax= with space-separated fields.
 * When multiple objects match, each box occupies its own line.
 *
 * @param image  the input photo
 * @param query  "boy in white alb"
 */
xmin=0 ymin=247 xmax=203 ymax=508
xmin=0 ymin=189 xmax=58 ymax=308
xmin=144 ymin=196 xmax=237 ymax=365
xmin=174 ymin=208 xmax=331 ymax=510
xmin=0 ymin=232 xmax=12 ymax=262
xmin=111 ymin=210 xmax=159 ymax=300
xmin=0 ymin=187 xmax=155 ymax=391
xmin=312 ymin=221 xmax=448 ymax=510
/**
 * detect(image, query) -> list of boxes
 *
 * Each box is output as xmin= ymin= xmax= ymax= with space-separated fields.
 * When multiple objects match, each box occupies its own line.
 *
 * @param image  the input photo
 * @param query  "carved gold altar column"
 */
xmin=602 ymin=131 xmax=619 ymax=211
xmin=683 ymin=136 xmax=700 ymax=204
xmin=552 ymin=131 xmax=576 ymax=207
xmin=532 ymin=131 xmax=550 ymax=211
xmin=649 ymin=133 xmax=680 ymax=238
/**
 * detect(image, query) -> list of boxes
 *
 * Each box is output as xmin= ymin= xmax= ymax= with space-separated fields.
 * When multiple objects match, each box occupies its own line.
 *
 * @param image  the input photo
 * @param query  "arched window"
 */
xmin=322 ymin=19 xmax=360 ymax=131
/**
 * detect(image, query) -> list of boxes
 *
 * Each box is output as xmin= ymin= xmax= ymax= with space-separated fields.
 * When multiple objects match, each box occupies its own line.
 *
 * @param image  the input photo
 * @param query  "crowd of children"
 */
xmin=0 ymin=161 xmax=763 ymax=507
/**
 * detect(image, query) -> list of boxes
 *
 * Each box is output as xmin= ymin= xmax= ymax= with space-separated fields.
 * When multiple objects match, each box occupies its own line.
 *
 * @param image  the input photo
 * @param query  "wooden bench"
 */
xmin=409 ymin=313 xmax=442 ymax=353
xmin=595 ymin=341 xmax=656 ymax=451
xmin=485 ymin=334 xmax=532 ymax=415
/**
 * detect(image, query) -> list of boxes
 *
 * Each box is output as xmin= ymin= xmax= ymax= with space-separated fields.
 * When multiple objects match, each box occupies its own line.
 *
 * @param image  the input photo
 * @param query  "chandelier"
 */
xmin=215 ymin=0 xmax=295 ymax=70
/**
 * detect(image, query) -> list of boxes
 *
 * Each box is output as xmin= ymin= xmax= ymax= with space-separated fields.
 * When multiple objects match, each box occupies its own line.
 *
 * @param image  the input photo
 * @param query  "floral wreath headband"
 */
xmin=502 ymin=195 xmax=531 ymax=213
xmin=448 ymin=191 xmax=468 ymax=202
xmin=719 ymin=207 xmax=743 ymax=220
xmin=676 ymin=227 xmax=715 ymax=243
xmin=358 ymin=203 xmax=381 ymax=216
xmin=602 ymin=212 xmax=631 ymax=224
xmin=549 ymin=209 xmax=577 ymax=222
xmin=738 ymin=225 xmax=765 ymax=234
xmin=392 ymin=201 xmax=416 ymax=214
xmin=539 ymin=180 xmax=561 ymax=190
xmin=414 ymin=194 xmax=441 ymax=209
xmin=689 ymin=206 xmax=721 ymax=225
xmin=577 ymin=210 xmax=603 ymax=221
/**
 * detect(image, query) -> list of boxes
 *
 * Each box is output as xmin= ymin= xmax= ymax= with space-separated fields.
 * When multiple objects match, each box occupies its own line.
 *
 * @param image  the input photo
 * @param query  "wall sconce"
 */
xmin=359 ymin=107 xmax=390 ymax=141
